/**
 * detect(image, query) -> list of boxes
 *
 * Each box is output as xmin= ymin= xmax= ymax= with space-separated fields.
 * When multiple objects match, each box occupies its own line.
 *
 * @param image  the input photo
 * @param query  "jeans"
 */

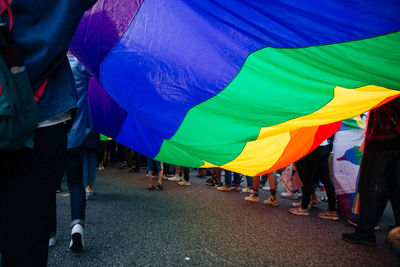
xmin=147 ymin=157 xmax=161 ymax=172
xmin=225 ymin=171 xmax=242 ymax=187
xmin=0 ymin=123 xmax=67 ymax=267
xmin=356 ymin=150 xmax=400 ymax=236
xmin=246 ymin=176 xmax=253 ymax=188
xmin=67 ymin=145 xmax=86 ymax=227
xmin=83 ymin=149 xmax=98 ymax=187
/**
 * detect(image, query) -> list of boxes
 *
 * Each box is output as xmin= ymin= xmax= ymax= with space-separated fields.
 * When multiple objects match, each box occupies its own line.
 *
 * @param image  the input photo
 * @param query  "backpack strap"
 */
xmin=0 ymin=0 xmax=12 ymax=30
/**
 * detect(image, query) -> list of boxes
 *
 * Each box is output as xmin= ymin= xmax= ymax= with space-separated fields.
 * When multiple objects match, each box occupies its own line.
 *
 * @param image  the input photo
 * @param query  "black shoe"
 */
xmin=205 ymin=179 xmax=214 ymax=186
xmin=156 ymin=183 xmax=163 ymax=190
xmin=128 ymin=165 xmax=140 ymax=172
xmin=342 ymin=232 xmax=376 ymax=247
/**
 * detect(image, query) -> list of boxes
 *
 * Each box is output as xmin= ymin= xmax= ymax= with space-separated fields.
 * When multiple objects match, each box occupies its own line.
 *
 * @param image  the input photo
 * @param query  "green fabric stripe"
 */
xmin=155 ymin=32 xmax=400 ymax=167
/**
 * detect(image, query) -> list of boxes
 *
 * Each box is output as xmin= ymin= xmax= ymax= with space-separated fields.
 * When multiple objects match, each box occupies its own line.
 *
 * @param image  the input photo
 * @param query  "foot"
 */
xmin=291 ymin=202 xmax=311 ymax=210
xmin=214 ymin=183 xmax=223 ymax=188
xmin=241 ymin=187 xmax=254 ymax=194
xmin=244 ymin=194 xmax=259 ymax=203
xmin=280 ymin=191 xmax=298 ymax=200
xmin=217 ymin=186 xmax=231 ymax=192
xmin=342 ymin=232 xmax=376 ymax=247
xmin=263 ymin=196 xmax=279 ymax=207
xmin=178 ymin=180 xmax=191 ymax=186
xmin=318 ymin=209 xmax=339 ymax=221
xmin=147 ymin=185 xmax=155 ymax=190
xmin=156 ymin=182 xmax=163 ymax=190
xmin=346 ymin=217 xmax=379 ymax=230
xmin=289 ymin=207 xmax=310 ymax=216
xmin=168 ymin=175 xmax=180 ymax=182
xmin=230 ymin=186 xmax=241 ymax=192
xmin=205 ymin=179 xmax=214 ymax=186
xmin=69 ymin=224 xmax=84 ymax=251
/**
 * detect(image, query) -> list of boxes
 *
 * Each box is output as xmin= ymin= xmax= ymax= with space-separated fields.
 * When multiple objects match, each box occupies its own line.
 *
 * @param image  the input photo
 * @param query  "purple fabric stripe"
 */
xmin=70 ymin=0 xmax=142 ymax=80
xmin=88 ymin=78 xmax=127 ymax=138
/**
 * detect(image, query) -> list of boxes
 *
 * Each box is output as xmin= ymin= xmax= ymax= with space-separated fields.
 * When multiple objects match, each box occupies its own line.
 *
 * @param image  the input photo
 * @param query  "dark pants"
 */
xmin=356 ymin=150 xmax=400 ymax=236
xmin=66 ymin=145 xmax=86 ymax=227
xmin=0 ymin=123 xmax=67 ymax=267
xmin=182 ymin=167 xmax=190 ymax=181
xmin=296 ymin=145 xmax=337 ymax=211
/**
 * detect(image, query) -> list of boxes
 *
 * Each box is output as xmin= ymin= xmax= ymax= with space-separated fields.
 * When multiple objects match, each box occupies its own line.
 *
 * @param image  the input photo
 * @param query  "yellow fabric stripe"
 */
xmin=200 ymin=86 xmax=399 ymax=176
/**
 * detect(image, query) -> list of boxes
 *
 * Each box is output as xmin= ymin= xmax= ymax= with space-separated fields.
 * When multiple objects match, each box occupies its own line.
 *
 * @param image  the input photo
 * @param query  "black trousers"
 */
xmin=0 ymin=123 xmax=68 ymax=267
xmin=296 ymin=145 xmax=337 ymax=211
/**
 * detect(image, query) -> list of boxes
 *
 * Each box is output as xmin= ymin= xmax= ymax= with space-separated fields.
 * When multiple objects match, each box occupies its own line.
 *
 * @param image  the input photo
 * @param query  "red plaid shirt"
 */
xmin=365 ymin=96 xmax=400 ymax=152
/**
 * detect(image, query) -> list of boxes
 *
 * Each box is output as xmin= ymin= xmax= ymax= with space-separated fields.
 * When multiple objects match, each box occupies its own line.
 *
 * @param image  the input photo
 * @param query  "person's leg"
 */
xmin=147 ymin=158 xmax=154 ymax=189
xmin=66 ymin=145 xmax=86 ymax=228
xmin=264 ymin=173 xmax=279 ymax=206
xmin=218 ymin=169 xmax=232 ymax=191
xmin=244 ymin=176 xmax=260 ymax=202
xmin=0 ymin=123 xmax=67 ymax=266
xmin=383 ymin=151 xmax=400 ymax=226
xmin=179 ymin=167 xmax=191 ymax=186
xmin=83 ymin=150 xmax=89 ymax=188
xmin=87 ymin=150 xmax=98 ymax=188
xmin=233 ymin=172 xmax=242 ymax=187
xmin=225 ymin=170 xmax=232 ymax=187
xmin=214 ymin=168 xmax=222 ymax=186
xmin=316 ymin=146 xmax=337 ymax=211
xmin=375 ymin=174 xmax=390 ymax=224
xmin=297 ymin=149 xmax=320 ymax=210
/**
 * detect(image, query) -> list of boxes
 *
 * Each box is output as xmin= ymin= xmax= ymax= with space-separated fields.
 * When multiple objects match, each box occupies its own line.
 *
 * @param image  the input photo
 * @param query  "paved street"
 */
xmin=48 ymin=167 xmax=399 ymax=266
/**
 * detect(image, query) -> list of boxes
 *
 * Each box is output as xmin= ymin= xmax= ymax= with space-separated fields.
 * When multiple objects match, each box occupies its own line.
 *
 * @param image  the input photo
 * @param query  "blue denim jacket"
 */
xmin=11 ymin=0 xmax=97 ymax=122
xmin=67 ymin=55 xmax=92 ymax=149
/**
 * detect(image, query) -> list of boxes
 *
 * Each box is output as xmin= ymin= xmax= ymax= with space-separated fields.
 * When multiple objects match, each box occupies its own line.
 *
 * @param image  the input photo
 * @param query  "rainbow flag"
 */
xmin=70 ymin=0 xmax=400 ymax=176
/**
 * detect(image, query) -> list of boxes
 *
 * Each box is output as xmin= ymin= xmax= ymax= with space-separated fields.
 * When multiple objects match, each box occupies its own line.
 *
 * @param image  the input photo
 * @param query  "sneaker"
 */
xmin=342 ymin=232 xmax=376 ymax=247
xmin=217 ymin=186 xmax=231 ymax=192
xmin=162 ymin=175 xmax=169 ymax=180
xmin=156 ymin=182 xmax=164 ymax=190
xmin=291 ymin=202 xmax=311 ymax=210
xmin=49 ymin=235 xmax=56 ymax=247
xmin=318 ymin=210 xmax=340 ymax=221
xmin=128 ymin=165 xmax=139 ymax=173
xmin=69 ymin=224 xmax=84 ymax=251
xmin=263 ymin=196 xmax=279 ymax=207
xmin=214 ymin=183 xmax=223 ymax=188
xmin=178 ymin=180 xmax=191 ymax=186
xmin=205 ymin=179 xmax=215 ymax=186
xmin=147 ymin=185 xmax=155 ymax=190
xmin=289 ymin=207 xmax=310 ymax=216
xmin=230 ymin=186 xmax=241 ymax=192
xmin=346 ymin=218 xmax=379 ymax=231
xmin=262 ymin=186 xmax=270 ymax=191
xmin=241 ymin=187 xmax=254 ymax=194
xmin=280 ymin=191 xmax=298 ymax=200
xmin=244 ymin=194 xmax=259 ymax=203
xmin=168 ymin=175 xmax=180 ymax=182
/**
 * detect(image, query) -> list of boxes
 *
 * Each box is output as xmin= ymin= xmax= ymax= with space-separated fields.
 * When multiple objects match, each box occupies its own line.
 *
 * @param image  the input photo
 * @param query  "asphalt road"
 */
xmin=48 ymin=167 xmax=399 ymax=266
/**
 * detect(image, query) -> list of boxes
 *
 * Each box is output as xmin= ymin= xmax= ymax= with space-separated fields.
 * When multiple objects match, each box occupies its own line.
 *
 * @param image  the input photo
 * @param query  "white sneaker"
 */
xmin=69 ymin=224 xmax=84 ymax=251
xmin=262 ymin=186 xmax=270 ymax=191
xmin=280 ymin=191 xmax=298 ymax=200
xmin=178 ymin=180 xmax=191 ymax=186
xmin=168 ymin=175 xmax=180 ymax=182
xmin=49 ymin=236 xmax=56 ymax=247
